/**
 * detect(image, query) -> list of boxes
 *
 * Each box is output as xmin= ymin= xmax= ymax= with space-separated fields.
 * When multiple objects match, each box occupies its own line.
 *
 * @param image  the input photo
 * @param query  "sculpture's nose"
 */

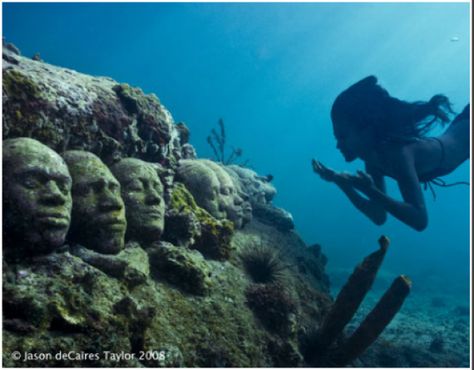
xmin=145 ymin=187 xmax=162 ymax=206
xmin=100 ymin=185 xmax=123 ymax=212
xmin=42 ymin=180 xmax=67 ymax=205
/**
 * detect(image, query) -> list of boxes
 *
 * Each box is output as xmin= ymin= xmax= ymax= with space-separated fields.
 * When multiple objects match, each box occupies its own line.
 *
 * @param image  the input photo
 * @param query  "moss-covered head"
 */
xmin=63 ymin=150 xmax=126 ymax=254
xmin=3 ymin=137 xmax=72 ymax=256
xmin=176 ymin=159 xmax=226 ymax=220
xmin=110 ymin=158 xmax=165 ymax=244
xmin=203 ymin=160 xmax=245 ymax=229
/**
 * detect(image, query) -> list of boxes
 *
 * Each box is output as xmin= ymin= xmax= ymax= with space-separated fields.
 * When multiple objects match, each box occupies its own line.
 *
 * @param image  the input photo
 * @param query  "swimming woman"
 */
xmin=312 ymin=76 xmax=469 ymax=231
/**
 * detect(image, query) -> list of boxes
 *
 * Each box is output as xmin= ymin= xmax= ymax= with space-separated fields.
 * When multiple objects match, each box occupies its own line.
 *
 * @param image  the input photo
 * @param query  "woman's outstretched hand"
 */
xmin=352 ymin=170 xmax=375 ymax=192
xmin=312 ymin=159 xmax=375 ymax=191
xmin=312 ymin=159 xmax=350 ymax=185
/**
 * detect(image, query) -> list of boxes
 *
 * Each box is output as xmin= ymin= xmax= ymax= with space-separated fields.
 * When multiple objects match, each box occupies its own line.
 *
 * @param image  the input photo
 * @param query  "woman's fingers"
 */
xmin=311 ymin=159 xmax=322 ymax=173
xmin=313 ymin=164 xmax=373 ymax=189
xmin=312 ymin=159 xmax=328 ymax=175
xmin=312 ymin=159 xmax=336 ymax=182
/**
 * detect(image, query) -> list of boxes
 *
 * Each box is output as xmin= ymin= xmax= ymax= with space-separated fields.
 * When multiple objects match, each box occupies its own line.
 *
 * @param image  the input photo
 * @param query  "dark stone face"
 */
xmin=111 ymin=158 xmax=165 ymax=244
xmin=63 ymin=151 xmax=126 ymax=254
xmin=3 ymin=138 xmax=72 ymax=254
xmin=204 ymin=160 xmax=245 ymax=229
xmin=177 ymin=160 xmax=226 ymax=220
xmin=228 ymin=165 xmax=276 ymax=205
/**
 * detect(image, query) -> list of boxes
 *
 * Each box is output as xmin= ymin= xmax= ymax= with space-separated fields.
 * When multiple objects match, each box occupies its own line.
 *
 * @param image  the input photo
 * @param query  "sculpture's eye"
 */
xmin=109 ymin=182 xmax=121 ymax=194
xmin=56 ymin=179 xmax=72 ymax=195
xmin=92 ymin=182 xmax=104 ymax=193
xmin=73 ymin=183 xmax=92 ymax=197
xmin=221 ymin=187 xmax=230 ymax=196
xmin=21 ymin=174 xmax=42 ymax=189
xmin=126 ymin=180 xmax=143 ymax=192
xmin=152 ymin=181 xmax=162 ymax=192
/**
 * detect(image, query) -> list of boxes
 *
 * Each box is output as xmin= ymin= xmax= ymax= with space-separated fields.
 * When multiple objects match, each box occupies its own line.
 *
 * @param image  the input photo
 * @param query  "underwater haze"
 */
xmin=3 ymin=0 xmax=470 ymax=348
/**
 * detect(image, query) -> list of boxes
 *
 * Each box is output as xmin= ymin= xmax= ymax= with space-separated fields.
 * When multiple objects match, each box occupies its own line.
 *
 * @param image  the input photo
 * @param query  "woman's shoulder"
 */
xmin=376 ymin=140 xmax=415 ymax=162
xmin=453 ymin=104 xmax=470 ymax=123
xmin=368 ymin=141 xmax=416 ymax=177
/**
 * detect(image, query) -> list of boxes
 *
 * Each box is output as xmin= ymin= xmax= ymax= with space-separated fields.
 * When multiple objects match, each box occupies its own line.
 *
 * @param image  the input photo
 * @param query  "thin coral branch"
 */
xmin=218 ymin=118 xmax=225 ymax=160
xmin=207 ymin=135 xmax=220 ymax=162
xmin=206 ymin=118 xmax=249 ymax=165
xmin=211 ymin=128 xmax=224 ymax=162
xmin=218 ymin=118 xmax=226 ymax=144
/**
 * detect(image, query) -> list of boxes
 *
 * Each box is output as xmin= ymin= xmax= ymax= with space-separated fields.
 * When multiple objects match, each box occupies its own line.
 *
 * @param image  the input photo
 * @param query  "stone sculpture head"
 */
xmin=203 ymin=160 xmax=245 ymax=229
xmin=3 ymin=138 xmax=72 ymax=256
xmin=110 ymin=158 xmax=165 ymax=244
xmin=63 ymin=151 xmax=126 ymax=254
xmin=228 ymin=165 xmax=276 ymax=205
xmin=223 ymin=167 xmax=253 ymax=226
xmin=181 ymin=143 xmax=197 ymax=160
xmin=176 ymin=159 xmax=226 ymax=220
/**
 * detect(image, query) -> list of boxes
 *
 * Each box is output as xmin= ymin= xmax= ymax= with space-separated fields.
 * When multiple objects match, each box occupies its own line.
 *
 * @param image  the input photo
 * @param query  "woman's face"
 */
xmin=333 ymin=119 xmax=373 ymax=162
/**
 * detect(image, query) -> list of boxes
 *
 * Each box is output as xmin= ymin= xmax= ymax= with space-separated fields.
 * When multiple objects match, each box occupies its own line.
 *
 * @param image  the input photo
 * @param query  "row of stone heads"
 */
xmin=3 ymin=137 xmax=276 ymax=259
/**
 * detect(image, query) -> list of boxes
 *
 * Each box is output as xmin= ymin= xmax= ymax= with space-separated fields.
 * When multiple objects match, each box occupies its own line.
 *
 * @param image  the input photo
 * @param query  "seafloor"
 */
xmin=331 ymin=269 xmax=470 ymax=367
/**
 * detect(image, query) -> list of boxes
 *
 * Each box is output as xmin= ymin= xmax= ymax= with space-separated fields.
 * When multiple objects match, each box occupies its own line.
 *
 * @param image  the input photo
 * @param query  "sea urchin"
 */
xmin=240 ymin=244 xmax=288 ymax=284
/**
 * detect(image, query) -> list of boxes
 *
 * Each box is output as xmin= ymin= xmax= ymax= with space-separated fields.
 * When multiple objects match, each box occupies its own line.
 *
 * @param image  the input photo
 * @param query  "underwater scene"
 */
xmin=2 ymin=2 xmax=471 ymax=368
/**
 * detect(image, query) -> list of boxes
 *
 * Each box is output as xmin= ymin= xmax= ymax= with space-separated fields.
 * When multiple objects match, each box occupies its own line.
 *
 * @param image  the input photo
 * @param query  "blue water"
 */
xmin=3 ymin=2 xmax=470 ymax=304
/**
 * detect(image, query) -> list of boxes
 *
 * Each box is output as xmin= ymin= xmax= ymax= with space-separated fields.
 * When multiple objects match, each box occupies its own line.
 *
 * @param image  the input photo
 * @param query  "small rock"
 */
xmin=253 ymin=203 xmax=294 ymax=232
xmin=5 ymin=42 xmax=21 ymax=55
xmin=147 ymin=241 xmax=212 ymax=295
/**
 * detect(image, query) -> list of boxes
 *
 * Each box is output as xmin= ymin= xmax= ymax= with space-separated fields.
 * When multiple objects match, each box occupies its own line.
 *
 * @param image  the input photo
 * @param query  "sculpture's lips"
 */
xmin=146 ymin=210 xmax=163 ymax=218
xmin=37 ymin=213 xmax=70 ymax=227
xmin=243 ymin=206 xmax=252 ymax=213
xmin=98 ymin=216 xmax=126 ymax=231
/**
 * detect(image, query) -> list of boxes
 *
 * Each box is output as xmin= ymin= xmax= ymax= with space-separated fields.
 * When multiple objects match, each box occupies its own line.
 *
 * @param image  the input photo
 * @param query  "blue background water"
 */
xmin=3 ymin=3 xmax=470 ymax=300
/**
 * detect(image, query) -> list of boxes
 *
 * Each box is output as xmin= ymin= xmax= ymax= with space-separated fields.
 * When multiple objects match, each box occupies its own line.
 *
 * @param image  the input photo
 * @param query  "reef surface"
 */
xmin=2 ymin=44 xmax=332 ymax=367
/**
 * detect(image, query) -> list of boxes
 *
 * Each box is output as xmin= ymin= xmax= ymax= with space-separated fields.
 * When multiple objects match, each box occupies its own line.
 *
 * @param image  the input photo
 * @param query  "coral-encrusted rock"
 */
xmin=267 ymin=338 xmax=304 ymax=367
xmin=2 ymin=46 xmax=182 ymax=166
xmin=164 ymin=183 xmax=234 ymax=260
xmin=71 ymin=242 xmax=150 ymax=288
xmin=253 ymin=203 xmax=294 ymax=232
xmin=147 ymin=241 xmax=212 ymax=295
xmin=245 ymin=283 xmax=297 ymax=337
xmin=2 ymin=251 xmax=135 ymax=367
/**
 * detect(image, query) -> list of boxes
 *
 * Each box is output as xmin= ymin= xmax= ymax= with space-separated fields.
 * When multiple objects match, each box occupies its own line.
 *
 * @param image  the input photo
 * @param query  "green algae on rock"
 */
xmin=148 ymin=241 xmax=213 ymax=295
xmin=165 ymin=183 xmax=235 ymax=260
xmin=2 ymin=46 xmax=182 ymax=166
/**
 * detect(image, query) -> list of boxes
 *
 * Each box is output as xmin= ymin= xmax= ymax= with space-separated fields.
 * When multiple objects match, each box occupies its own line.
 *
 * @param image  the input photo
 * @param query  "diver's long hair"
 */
xmin=331 ymin=76 xmax=454 ymax=141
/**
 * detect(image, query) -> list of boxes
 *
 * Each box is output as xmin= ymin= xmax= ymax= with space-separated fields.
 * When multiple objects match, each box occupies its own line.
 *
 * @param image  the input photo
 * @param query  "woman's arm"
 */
xmin=312 ymin=159 xmax=387 ymax=225
xmin=312 ymin=153 xmax=428 ymax=231
xmin=349 ymin=150 xmax=428 ymax=231
xmin=338 ymin=165 xmax=388 ymax=225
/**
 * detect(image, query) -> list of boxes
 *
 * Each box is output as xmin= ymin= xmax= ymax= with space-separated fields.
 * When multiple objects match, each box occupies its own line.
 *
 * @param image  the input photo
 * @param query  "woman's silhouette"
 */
xmin=312 ymin=76 xmax=469 ymax=231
